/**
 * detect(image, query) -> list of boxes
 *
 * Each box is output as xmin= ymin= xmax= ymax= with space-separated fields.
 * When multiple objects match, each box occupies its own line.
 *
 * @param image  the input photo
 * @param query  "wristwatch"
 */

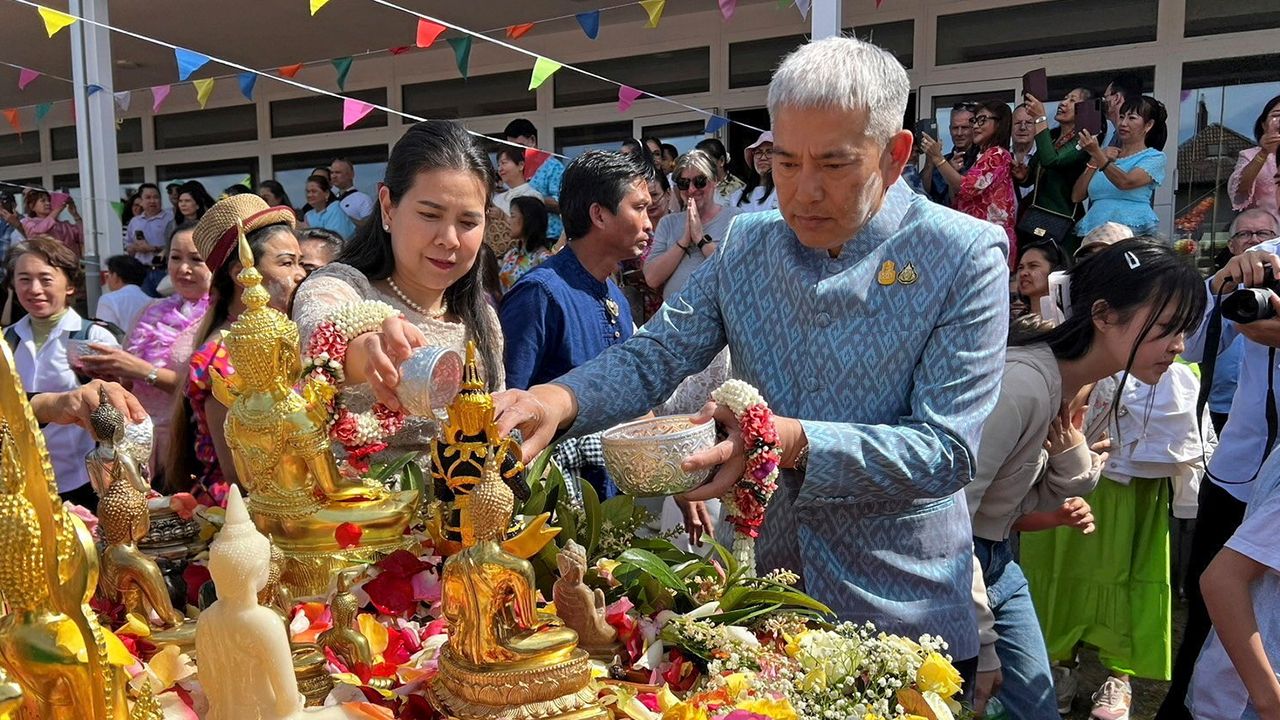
xmin=793 ymin=442 xmax=810 ymax=472
xmin=143 ymin=367 xmax=160 ymax=386
xmin=696 ymin=234 xmax=714 ymax=249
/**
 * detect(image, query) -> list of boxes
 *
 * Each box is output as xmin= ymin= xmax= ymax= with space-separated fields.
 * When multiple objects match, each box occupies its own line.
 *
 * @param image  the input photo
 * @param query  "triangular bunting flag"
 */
xmin=388 ymin=46 xmax=412 ymax=55
xmin=704 ymin=115 xmax=729 ymax=134
xmin=794 ymin=0 xmax=811 ymax=18
xmin=332 ymin=57 xmax=353 ymax=91
xmin=34 ymin=103 xmax=52 ymax=124
xmin=193 ymin=78 xmax=215 ymax=109
xmin=279 ymin=63 xmax=304 ymax=79
xmin=18 ymin=68 xmax=41 ymax=91
xmin=416 ymin=19 xmax=446 ymax=48
xmin=238 ymin=72 xmax=257 ymax=101
xmin=506 ymin=23 xmax=535 ymax=39
xmin=447 ymin=37 xmax=472 ymax=80
xmin=151 ymin=84 xmax=171 ymax=112
xmin=86 ymin=84 xmax=104 ymax=97
xmin=310 ymin=0 xmax=330 ymax=15
xmin=719 ymin=0 xmax=737 ymax=20
xmin=528 ymin=57 xmax=562 ymax=91
xmin=617 ymin=85 xmax=643 ymax=112
xmin=113 ymin=90 xmax=131 ymax=111
xmin=876 ymin=0 xmax=884 ymax=6
xmin=38 ymin=7 xmax=77 ymax=37
xmin=342 ymin=98 xmax=375 ymax=129
xmin=175 ymin=48 xmax=211 ymax=81
xmin=110 ymin=200 xmax=124 ymax=217
xmin=575 ymin=11 xmax=600 ymax=40
xmin=2 ymin=109 xmax=19 ymax=134
xmin=639 ymin=0 xmax=666 ymax=28
xmin=776 ymin=0 xmax=794 ymax=8
xmin=238 ymin=174 xmax=252 ymax=189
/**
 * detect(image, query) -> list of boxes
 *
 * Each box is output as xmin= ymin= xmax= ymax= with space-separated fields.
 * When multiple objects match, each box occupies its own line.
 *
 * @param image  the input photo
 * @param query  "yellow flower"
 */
xmin=356 ymin=613 xmax=389 ymax=657
xmin=657 ymin=685 xmax=683 ymax=711
xmin=119 ymin=613 xmax=152 ymax=638
xmin=737 ymin=697 xmax=798 ymax=720
xmin=723 ymin=672 xmax=750 ymax=700
xmin=916 ymin=652 xmax=963 ymax=698
xmin=661 ymin=704 xmax=709 ymax=720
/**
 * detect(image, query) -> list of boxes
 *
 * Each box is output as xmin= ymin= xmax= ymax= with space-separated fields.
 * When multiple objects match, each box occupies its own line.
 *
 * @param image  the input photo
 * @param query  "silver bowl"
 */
xmin=601 ymin=414 xmax=715 ymax=497
xmin=396 ymin=346 xmax=464 ymax=417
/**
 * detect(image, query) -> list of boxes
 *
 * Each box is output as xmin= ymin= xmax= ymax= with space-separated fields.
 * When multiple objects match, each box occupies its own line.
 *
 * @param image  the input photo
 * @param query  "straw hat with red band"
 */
xmin=744 ymin=131 xmax=774 ymax=168
xmin=194 ymin=194 xmax=296 ymax=273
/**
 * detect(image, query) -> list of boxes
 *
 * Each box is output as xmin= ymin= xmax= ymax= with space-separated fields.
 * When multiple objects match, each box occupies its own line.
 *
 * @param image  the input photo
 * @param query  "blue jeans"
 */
xmin=974 ymin=537 xmax=1058 ymax=720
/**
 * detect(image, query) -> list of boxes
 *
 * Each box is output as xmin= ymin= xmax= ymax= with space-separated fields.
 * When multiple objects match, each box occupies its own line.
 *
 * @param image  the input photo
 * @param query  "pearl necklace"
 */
xmin=386 ymin=276 xmax=446 ymax=319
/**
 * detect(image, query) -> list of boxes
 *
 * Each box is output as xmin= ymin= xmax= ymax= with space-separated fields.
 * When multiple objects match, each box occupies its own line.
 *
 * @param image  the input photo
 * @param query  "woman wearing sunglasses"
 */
xmin=644 ymin=150 xmax=739 ymax=300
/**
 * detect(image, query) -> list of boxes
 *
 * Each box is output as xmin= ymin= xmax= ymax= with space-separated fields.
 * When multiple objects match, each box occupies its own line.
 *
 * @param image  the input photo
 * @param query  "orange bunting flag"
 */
xmin=416 ymin=19 xmax=446 ymax=48
xmin=3 ymin=109 xmax=20 ymax=134
xmin=639 ymin=0 xmax=666 ymax=28
xmin=279 ymin=63 xmax=304 ymax=78
xmin=38 ymin=7 xmax=77 ymax=37
xmin=506 ymin=23 xmax=535 ymax=39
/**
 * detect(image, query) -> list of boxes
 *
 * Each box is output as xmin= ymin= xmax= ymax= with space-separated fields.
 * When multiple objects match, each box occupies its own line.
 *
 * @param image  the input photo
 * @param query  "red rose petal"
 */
xmin=335 ymin=522 xmax=363 ymax=549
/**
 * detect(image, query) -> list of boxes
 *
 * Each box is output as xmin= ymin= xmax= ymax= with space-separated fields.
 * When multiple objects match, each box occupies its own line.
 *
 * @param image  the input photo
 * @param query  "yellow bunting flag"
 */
xmin=639 ymin=0 xmax=666 ymax=28
xmin=309 ymin=0 xmax=330 ymax=15
xmin=38 ymin=7 xmax=77 ymax=37
xmin=193 ymin=78 xmax=215 ymax=109
xmin=528 ymin=57 xmax=562 ymax=91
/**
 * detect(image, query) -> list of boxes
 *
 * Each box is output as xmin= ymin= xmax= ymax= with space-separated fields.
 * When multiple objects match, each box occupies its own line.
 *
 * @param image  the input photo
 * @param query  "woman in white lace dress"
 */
xmin=292 ymin=120 xmax=505 ymax=465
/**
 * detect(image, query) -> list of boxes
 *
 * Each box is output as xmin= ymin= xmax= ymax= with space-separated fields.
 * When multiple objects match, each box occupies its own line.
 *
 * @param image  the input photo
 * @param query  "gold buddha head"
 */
xmin=88 ymin=386 xmax=124 ymax=445
xmin=460 ymin=451 xmax=515 ymax=547
xmin=442 ymin=342 xmax=495 ymax=439
xmin=223 ymin=221 xmax=301 ymax=392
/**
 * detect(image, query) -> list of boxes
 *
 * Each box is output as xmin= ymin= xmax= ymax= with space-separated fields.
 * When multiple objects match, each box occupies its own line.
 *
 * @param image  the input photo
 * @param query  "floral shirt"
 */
xmin=187 ymin=333 xmax=233 ymax=491
xmin=499 ymin=245 xmax=552 ymax=294
xmin=956 ymin=146 xmax=1018 ymax=270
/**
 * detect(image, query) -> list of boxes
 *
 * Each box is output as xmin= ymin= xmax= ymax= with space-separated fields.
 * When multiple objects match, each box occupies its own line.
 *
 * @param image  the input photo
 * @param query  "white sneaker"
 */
xmin=1090 ymin=676 xmax=1132 ymax=720
xmin=1052 ymin=664 xmax=1078 ymax=715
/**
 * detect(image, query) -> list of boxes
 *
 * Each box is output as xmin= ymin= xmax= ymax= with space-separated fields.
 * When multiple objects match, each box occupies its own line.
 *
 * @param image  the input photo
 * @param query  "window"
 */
xmin=1185 ymin=0 xmax=1280 ymax=37
xmin=271 ymin=88 xmax=387 ymax=138
xmin=729 ymin=34 xmax=806 ymax=89
xmin=158 ymin=159 xmax=260 ymax=200
xmin=0 ymin=133 xmax=40 ymax=167
xmin=1175 ymin=55 xmax=1280 ymax=259
xmin=555 ymin=121 xmax=633 ymax=159
xmin=936 ymin=0 xmax=1157 ymax=65
xmin=850 ymin=20 xmax=914 ymax=69
xmin=554 ymin=48 xmax=709 ymax=108
xmin=403 ymin=71 xmax=535 ymax=120
xmin=51 ymin=118 xmax=143 ymax=161
xmin=272 ymin=145 xmax=388 ymax=214
xmin=155 ymin=105 xmax=257 ymax=150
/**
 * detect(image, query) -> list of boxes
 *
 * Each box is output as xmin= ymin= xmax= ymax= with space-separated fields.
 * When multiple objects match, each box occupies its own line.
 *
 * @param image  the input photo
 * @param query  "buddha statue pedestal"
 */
xmin=212 ymin=224 xmax=419 ymax=598
xmin=428 ymin=645 xmax=605 ymax=720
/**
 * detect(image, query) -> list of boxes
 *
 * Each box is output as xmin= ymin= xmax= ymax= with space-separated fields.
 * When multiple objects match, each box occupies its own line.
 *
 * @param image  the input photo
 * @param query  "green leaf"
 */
xmin=703 ymin=537 xmax=738 ymax=576
xmin=617 ymin=548 xmax=690 ymax=599
xmin=555 ymin=498 xmax=578 ymax=546
xmin=580 ymin=478 xmax=601 ymax=558
xmin=725 ymin=589 xmax=832 ymax=617
xmin=704 ymin=602 xmax=782 ymax=626
xmin=601 ymin=495 xmax=636 ymax=526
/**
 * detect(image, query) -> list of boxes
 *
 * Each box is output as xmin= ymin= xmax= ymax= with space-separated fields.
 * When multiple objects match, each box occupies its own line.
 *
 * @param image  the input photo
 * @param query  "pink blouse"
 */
xmin=956 ymin=146 xmax=1018 ymax=270
xmin=1228 ymin=147 xmax=1279 ymax=221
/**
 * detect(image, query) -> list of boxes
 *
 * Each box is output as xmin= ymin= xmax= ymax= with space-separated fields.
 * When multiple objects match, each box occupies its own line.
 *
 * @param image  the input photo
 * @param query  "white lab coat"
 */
xmin=8 ymin=309 xmax=117 ymax=494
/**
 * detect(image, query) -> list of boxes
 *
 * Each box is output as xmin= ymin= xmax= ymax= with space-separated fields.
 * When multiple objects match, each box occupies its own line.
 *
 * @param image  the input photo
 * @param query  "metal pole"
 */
xmin=811 ymin=0 xmax=842 ymax=40
xmin=69 ymin=0 xmax=122 ymax=315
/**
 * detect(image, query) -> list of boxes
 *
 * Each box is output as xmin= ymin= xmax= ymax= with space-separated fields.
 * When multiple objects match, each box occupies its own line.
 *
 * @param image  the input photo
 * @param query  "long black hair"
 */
xmin=1012 ymin=238 xmax=1205 ymax=398
xmin=509 ymin=195 xmax=551 ymax=254
xmin=335 ymin=119 xmax=503 ymax=391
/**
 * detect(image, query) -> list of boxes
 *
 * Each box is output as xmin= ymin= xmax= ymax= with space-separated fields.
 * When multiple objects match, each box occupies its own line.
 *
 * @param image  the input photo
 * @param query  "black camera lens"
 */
xmin=1222 ymin=288 xmax=1278 ymax=324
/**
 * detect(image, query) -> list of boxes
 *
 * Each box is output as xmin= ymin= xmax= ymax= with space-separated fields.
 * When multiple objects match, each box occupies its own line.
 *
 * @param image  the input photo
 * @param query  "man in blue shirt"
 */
xmin=500 ymin=150 xmax=655 ymax=495
xmin=493 ymin=36 xmax=1008 ymax=686
xmin=504 ymin=119 xmax=565 ymax=242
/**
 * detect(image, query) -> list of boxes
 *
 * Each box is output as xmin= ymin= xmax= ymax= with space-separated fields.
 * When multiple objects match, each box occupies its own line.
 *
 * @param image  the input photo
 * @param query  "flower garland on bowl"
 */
xmin=710 ymin=379 xmax=780 ymax=572
xmin=301 ymin=300 xmax=407 ymax=469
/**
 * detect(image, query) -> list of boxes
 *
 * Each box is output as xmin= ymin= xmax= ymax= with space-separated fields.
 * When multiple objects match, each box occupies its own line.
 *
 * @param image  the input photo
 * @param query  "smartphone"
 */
xmin=1075 ymin=98 xmax=1105 ymax=136
xmin=914 ymin=118 xmax=938 ymax=142
xmin=1022 ymin=68 xmax=1049 ymax=103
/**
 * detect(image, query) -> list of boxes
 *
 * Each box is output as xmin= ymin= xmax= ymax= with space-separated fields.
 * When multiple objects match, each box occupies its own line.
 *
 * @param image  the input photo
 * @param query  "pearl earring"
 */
xmin=383 ymin=223 xmax=389 ymax=231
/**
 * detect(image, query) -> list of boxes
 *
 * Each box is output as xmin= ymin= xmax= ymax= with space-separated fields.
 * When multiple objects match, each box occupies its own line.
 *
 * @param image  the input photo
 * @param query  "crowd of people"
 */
xmin=6 ymin=34 xmax=1280 ymax=720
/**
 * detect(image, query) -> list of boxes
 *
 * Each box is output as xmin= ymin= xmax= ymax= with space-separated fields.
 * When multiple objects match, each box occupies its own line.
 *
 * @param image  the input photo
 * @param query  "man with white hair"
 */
xmin=492 ymin=37 xmax=1008 ymax=683
xmin=328 ymin=158 xmax=373 ymax=222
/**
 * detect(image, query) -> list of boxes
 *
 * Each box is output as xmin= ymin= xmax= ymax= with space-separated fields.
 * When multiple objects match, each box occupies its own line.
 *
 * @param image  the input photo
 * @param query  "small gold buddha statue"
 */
xmin=428 ymin=363 xmax=604 ymax=720
xmin=552 ymin=541 xmax=622 ymax=662
xmin=316 ymin=568 xmax=372 ymax=671
xmin=259 ymin=538 xmax=294 ymax=618
xmin=0 ymin=342 xmax=128 ymax=719
xmin=428 ymin=343 xmax=555 ymax=559
xmin=211 ymin=223 xmax=419 ymax=596
xmin=87 ymin=390 xmax=185 ymax=629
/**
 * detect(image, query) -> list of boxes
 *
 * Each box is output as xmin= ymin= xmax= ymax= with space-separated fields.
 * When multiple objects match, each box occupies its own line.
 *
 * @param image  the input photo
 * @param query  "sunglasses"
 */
xmin=675 ymin=176 xmax=709 ymax=191
xmin=972 ymin=115 xmax=994 ymax=127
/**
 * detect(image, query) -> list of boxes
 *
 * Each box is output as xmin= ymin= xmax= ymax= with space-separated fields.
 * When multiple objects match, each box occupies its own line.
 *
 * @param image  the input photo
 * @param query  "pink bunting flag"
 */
xmin=342 ymin=98 xmax=374 ymax=129
xmin=617 ymin=85 xmax=643 ymax=113
xmin=718 ymin=0 xmax=737 ymax=20
xmin=17 ymin=68 xmax=41 ymax=91
xmin=151 ymin=84 xmax=171 ymax=112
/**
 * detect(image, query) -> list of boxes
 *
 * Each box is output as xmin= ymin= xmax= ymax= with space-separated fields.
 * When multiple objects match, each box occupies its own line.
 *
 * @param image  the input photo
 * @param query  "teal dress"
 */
xmin=305 ymin=203 xmax=357 ymax=239
xmin=1074 ymin=148 xmax=1167 ymax=236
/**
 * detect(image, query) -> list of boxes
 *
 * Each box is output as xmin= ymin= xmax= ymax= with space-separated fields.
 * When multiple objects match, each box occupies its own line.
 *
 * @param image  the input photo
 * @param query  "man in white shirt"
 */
xmin=329 ymin=159 xmax=374 ymax=223
xmin=124 ymin=183 xmax=175 ymax=296
xmin=95 ymin=255 xmax=154 ymax=335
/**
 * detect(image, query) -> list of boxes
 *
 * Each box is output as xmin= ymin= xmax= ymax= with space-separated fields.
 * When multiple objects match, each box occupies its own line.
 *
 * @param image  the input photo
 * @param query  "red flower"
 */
xmin=331 ymin=410 xmax=361 ymax=447
xmin=377 ymin=549 xmax=431 ymax=578
xmin=183 ymin=563 xmax=212 ymax=608
xmin=335 ymin=522 xmax=363 ymax=549
xmin=363 ymin=570 xmax=417 ymax=616
xmin=662 ymin=649 xmax=699 ymax=693
xmin=306 ymin=322 xmax=349 ymax=364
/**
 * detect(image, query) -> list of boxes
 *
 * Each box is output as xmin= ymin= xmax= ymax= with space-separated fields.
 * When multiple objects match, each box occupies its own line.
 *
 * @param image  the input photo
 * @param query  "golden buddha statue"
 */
xmin=259 ymin=538 xmax=294 ymax=618
xmin=0 ymin=343 xmax=128 ymax=719
xmin=87 ymin=390 xmax=185 ymax=629
xmin=428 ymin=359 xmax=604 ymax=720
xmin=211 ymin=223 xmax=419 ymax=596
xmin=316 ymin=568 xmax=372 ymax=671
xmin=428 ymin=343 xmax=556 ymax=559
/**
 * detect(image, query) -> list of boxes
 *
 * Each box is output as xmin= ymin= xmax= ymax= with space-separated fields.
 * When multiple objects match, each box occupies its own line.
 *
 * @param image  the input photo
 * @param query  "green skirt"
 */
xmin=1020 ymin=476 xmax=1172 ymax=680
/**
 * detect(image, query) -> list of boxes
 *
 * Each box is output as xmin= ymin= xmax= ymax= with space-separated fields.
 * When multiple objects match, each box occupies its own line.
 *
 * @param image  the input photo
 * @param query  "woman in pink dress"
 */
xmin=1228 ymin=95 xmax=1280 ymax=221
xmin=21 ymin=189 xmax=83 ymax=257
xmin=924 ymin=101 xmax=1019 ymax=268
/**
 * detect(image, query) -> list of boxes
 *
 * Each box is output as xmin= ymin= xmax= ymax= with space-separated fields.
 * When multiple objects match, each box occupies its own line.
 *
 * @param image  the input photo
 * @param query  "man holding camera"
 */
xmin=1159 ymin=209 xmax=1280 ymax=719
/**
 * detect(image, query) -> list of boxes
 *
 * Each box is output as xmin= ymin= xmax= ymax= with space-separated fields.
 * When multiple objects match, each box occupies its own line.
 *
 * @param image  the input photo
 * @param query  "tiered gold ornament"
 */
xmin=0 ymin=343 xmax=128 ymax=718
xmin=427 ymin=346 xmax=605 ymax=720
xmin=211 ymin=222 xmax=420 ymax=596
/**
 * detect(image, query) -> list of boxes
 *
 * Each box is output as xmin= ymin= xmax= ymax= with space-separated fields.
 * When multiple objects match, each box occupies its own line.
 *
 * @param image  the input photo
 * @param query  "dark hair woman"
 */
xmin=497 ymin=195 xmax=552 ymax=294
xmin=965 ymin=239 xmax=1205 ymax=718
xmin=925 ymin=100 xmax=1018 ymax=268
xmin=1228 ymin=94 xmax=1280 ymax=221
xmin=734 ymin=131 xmax=777 ymax=213
xmin=1019 ymin=88 xmax=1095 ymax=255
xmin=1073 ymin=95 xmax=1169 ymax=238
xmin=291 ymin=119 xmax=506 ymax=464
xmin=303 ymin=173 xmax=356 ymax=239
xmin=257 ymin=179 xmax=297 ymax=219
xmin=175 ymin=180 xmax=216 ymax=225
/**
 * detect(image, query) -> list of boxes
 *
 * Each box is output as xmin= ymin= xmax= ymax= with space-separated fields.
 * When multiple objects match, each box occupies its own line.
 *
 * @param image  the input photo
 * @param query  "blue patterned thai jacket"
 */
xmin=555 ymin=180 xmax=1009 ymax=659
